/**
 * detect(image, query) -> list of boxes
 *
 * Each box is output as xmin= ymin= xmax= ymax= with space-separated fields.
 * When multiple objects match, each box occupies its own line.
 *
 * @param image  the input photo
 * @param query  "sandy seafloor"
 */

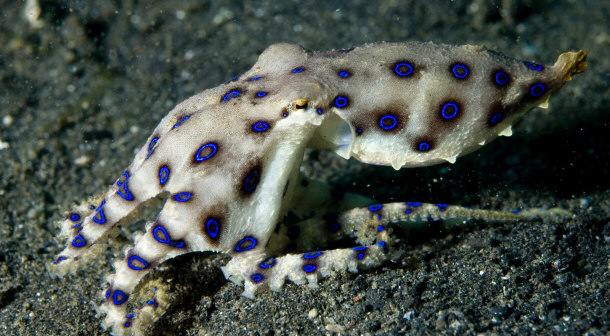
xmin=0 ymin=0 xmax=608 ymax=335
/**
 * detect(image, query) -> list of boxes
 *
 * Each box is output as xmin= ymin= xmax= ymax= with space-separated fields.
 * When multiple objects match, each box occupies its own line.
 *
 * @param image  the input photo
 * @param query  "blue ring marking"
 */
xmin=69 ymin=213 xmax=80 ymax=221
xmin=377 ymin=225 xmax=384 ymax=232
xmin=116 ymin=172 xmax=133 ymax=201
xmin=259 ymin=257 xmax=276 ymax=269
xmin=105 ymin=289 xmax=111 ymax=299
xmin=53 ymin=256 xmax=67 ymax=264
xmin=405 ymin=209 xmax=413 ymax=214
xmin=451 ymin=64 xmax=469 ymax=78
xmin=90 ymin=205 xmax=95 ymax=209
xmin=222 ymin=90 xmax=240 ymax=101
xmin=524 ymin=61 xmax=544 ymax=71
xmin=437 ymin=204 xmax=448 ymax=211
xmin=490 ymin=114 xmax=503 ymax=125
xmin=317 ymin=108 xmax=323 ymax=115
xmin=252 ymin=121 xmax=269 ymax=132
xmin=495 ymin=71 xmax=509 ymax=85
xmin=146 ymin=137 xmax=158 ymax=159
xmin=379 ymin=115 xmax=398 ymax=130
xmin=303 ymin=264 xmax=317 ymax=273
xmin=251 ymin=274 xmax=263 ymax=283
xmin=530 ymin=83 xmax=545 ymax=97
xmin=173 ymin=115 xmax=190 ymax=129
xmin=368 ymin=204 xmax=382 ymax=211
xmin=352 ymin=246 xmax=367 ymax=260
xmin=441 ymin=103 xmax=459 ymax=119
xmin=71 ymin=221 xmax=82 ymax=228
xmin=173 ymin=192 xmax=191 ymax=202
xmin=338 ymin=70 xmax=350 ymax=78
xmin=394 ymin=62 xmax=413 ymax=76
xmin=231 ymin=75 xmax=238 ymax=81
xmin=250 ymin=76 xmax=262 ymax=81
xmin=512 ymin=209 xmax=521 ymax=214
xmin=92 ymin=200 xmax=106 ymax=224
xmin=235 ymin=237 xmax=257 ymax=252
xmin=282 ymin=112 xmax=288 ymax=117
xmin=126 ymin=314 xmax=135 ymax=319
xmin=356 ymin=128 xmax=363 ymax=135
xmin=244 ymin=169 xmax=260 ymax=192
xmin=72 ymin=234 xmax=86 ymax=247
xmin=334 ymin=96 xmax=348 ymax=108
xmin=152 ymin=226 xmax=170 ymax=244
xmin=328 ymin=222 xmax=340 ymax=233
xmin=303 ymin=251 xmax=323 ymax=259
xmin=256 ymin=91 xmax=267 ymax=98
xmin=124 ymin=322 xmax=131 ymax=328
xmin=194 ymin=143 xmax=218 ymax=162
xmin=127 ymin=255 xmax=149 ymax=271
xmin=417 ymin=142 xmax=431 ymax=152
xmin=159 ymin=166 xmax=169 ymax=185
xmin=406 ymin=202 xmax=421 ymax=207
xmin=147 ymin=299 xmax=155 ymax=305
xmin=291 ymin=67 xmax=304 ymax=73
xmin=169 ymin=240 xmax=184 ymax=248
xmin=113 ymin=290 xmax=128 ymax=306
xmin=206 ymin=219 xmax=219 ymax=239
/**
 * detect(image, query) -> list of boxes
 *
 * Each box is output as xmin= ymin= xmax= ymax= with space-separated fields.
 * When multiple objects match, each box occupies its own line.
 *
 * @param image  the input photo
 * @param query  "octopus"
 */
xmin=52 ymin=41 xmax=587 ymax=335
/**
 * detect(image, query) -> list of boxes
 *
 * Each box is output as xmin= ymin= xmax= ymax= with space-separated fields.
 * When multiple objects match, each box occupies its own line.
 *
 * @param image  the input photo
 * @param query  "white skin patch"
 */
xmin=52 ymin=42 xmax=586 ymax=336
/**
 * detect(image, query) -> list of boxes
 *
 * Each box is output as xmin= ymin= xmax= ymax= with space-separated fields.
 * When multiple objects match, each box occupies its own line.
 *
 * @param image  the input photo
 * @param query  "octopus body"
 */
xmin=52 ymin=41 xmax=587 ymax=335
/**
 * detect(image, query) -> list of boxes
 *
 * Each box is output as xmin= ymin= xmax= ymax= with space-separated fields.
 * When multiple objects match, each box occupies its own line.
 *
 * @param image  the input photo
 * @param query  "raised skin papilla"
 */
xmin=52 ymin=42 xmax=586 ymax=336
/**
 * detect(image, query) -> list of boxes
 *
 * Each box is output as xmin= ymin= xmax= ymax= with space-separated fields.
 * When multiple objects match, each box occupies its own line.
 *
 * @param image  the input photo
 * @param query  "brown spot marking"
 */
xmin=336 ymin=68 xmax=353 ymax=78
xmin=412 ymin=137 xmax=435 ymax=152
xmin=490 ymin=68 xmax=511 ymax=89
xmin=522 ymin=80 xmax=551 ymax=103
xmin=390 ymin=60 xmax=422 ymax=79
xmin=202 ymin=217 xmax=222 ymax=246
xmin=425 ymin=97 xmax=466 ymax=137
xmin=354 ymin=125 xmax=364 ymax=136
xmin=237 ymin=161 xmax=263 ymax=198
xmin=436 ymin=100 xmax=463 ymax=123
xmin=247 ymin=120 xmax=274 ymax=135
xmin=333 ymin=94 xmax=350 ymax=109
xmin=281 ymin=107 xmax=289 ymax=118
xmin=220 ymin=87 xmax=245 ymax=103
xmin=158 ymin=163 xmax=171 ymax=187
xmin=351 ymin=104 xmax=409 ymax=135
xmin=376 ymin=110 xmax=406 ymax=133
xmin=486 ymin=101 xmax=515 ymax=127
xmin=191 ymin=141 xmax=220 ymax=165
xmin=448 ymin=62 xmax=471 ymax=80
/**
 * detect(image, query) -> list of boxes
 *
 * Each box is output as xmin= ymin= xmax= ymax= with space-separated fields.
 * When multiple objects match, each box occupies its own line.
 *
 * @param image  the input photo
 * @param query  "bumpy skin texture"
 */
xmin=52 ymin=42 xmax=586 ymax=335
